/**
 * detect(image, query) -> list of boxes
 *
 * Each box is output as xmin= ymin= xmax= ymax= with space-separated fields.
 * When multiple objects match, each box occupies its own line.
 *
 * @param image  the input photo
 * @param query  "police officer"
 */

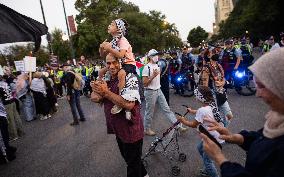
xmin=240 ymin=38 xmax=254 ymax=66
xmin=158 ymin=52 xmax=170 ymax=104
xmin=220 ymin=40 xmax=242 ymax=81
xmin=180 ymin=46 xmax=195 ymax=92
xmin=169 ymin=51 xmax=182 ymax=94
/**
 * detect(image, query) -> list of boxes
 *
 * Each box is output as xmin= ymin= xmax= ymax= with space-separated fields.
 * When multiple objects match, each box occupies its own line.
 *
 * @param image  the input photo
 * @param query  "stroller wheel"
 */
xmin=142 ymin=159 xmax=148 ymax=168
xmin=171 ymin=166 xmax=180 ymax=176
xmin=178 ymin=153 xmax=187 ymax=162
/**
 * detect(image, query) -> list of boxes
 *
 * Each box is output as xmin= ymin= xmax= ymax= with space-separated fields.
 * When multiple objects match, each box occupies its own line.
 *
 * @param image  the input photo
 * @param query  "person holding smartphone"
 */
xmin=200 ymin=48 xmax=284 ymax=177
xmin=177 ymin=86 xmax=224 ymax=177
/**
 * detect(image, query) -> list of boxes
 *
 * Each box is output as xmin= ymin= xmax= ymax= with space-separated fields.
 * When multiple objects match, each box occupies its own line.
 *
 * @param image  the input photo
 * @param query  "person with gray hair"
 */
xmin=200 ymin=48 xmax=284 ymax=177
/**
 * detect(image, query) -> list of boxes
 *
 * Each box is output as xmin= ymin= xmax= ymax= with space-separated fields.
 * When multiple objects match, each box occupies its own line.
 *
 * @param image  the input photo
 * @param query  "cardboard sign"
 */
xmin=14 ymin=60 xmax=25 ymax=71
xmin=24 ymin=56 xmax=36 ymax=72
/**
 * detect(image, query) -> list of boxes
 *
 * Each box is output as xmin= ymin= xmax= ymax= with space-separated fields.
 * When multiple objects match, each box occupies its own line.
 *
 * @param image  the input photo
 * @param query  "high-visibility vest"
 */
xmin=84 ymin=66 xmax=89 ymax=76
xmin=74 ymin=68 xmax=82 ymax=73
xmin=55 ymin=70 xmax=64 ymax=84
xmin=50 ymin=70 xmax=54 ymax=76
xmin=88 ymin=67 xmax=94 ymax=76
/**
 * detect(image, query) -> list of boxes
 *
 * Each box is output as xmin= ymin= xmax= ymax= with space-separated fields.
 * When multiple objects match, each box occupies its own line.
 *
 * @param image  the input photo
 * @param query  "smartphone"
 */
xmin=197 ymin=124 xmax=222 ymax=149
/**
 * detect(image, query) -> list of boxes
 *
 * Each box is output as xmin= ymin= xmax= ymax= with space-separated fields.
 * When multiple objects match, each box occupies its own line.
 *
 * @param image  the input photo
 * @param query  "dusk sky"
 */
xmin=1 ymin=0 xmax=215 ymax=46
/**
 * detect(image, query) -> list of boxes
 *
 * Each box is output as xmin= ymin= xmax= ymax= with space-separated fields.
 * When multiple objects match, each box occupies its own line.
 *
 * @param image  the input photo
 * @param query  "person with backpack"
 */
xmin=142 ymin=49 xmax=187 ymax=136
xmin=62 ymin=64 xmax=86 ymax=126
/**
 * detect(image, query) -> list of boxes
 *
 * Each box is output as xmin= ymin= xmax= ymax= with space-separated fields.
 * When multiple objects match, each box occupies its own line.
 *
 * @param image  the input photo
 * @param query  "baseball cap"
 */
xmin=147 ymin=49 xmax=159 ymax=57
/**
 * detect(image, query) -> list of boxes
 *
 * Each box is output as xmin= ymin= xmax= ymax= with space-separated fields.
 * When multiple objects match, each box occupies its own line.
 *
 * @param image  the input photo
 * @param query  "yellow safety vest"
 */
xmin=74 ymin=68 xmax=82 ymax=73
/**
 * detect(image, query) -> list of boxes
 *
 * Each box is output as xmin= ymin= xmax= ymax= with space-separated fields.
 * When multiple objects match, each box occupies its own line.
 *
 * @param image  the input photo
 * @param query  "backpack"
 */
xmin=72 ymin=72 xmax=85 ymax=90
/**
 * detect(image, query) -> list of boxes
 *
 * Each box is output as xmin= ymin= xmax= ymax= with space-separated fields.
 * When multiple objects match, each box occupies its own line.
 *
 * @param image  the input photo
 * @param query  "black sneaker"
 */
xmin=79 ymin=118 xmax=86 ymax=122
xmin=8 ymin=146 xmax=17 ymax=154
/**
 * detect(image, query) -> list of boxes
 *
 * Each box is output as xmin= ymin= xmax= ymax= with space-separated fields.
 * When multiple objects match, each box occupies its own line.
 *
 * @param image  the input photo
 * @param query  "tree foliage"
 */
xmin=216 ymin=0 xmax=283 ymax=41
xmin=50 ymin=28 xmax=72 ymax=62
xmin=187 ymin=26 xmax=209 ymax=47
xmin=74 ymin=0 xmax=182 ymax=58
xmin=0 ymin=44 xmax=49 ymax=67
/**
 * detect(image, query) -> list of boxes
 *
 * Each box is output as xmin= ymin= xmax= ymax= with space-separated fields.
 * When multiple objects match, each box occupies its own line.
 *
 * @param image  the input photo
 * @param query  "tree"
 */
xmin=50 ymin=28 xmax=72 ymax=63
xmin=0 ymin=44 xmax=49 ymax=67
xmin=216 ymin=0 xmax=283 ymax=42
xmin=74 ymin=0 xmax=182 ymax=58
xmin=187 ymin=26 xmax=209 ymax=47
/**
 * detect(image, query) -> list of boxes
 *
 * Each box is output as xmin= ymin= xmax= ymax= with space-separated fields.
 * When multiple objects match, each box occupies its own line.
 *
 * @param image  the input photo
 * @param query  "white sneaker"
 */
xmin=40 ymin=115 xmax=48 ymax=121
xmin=144 ymin=174 xmax=150 ymax=177
xmin=47 ymin=114 xmax=52 ymax=118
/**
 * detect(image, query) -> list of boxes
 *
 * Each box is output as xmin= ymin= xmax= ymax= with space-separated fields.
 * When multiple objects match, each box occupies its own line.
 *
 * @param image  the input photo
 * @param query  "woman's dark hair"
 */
xmin=198 ymin=86 xmax=214 ymax=103
xmin=211 ymin=54 xmax=219 ymax=61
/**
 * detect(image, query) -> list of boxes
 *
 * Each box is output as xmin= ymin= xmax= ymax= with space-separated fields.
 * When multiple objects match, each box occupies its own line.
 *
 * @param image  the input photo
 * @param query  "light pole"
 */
xmin=39 ymin=0 xmax=53 ymax=54
xmin=61 ymin=0 xmax=75 ymax=59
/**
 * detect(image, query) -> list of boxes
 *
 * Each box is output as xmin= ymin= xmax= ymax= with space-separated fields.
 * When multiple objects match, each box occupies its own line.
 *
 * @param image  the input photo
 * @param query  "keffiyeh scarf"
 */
xmin=110 ymin=19 xmax=127 ymax=62
xmin=120 ymin=73 xmax=141 ymax=103
xmin=194 ymin=88 xmax=222 ymax=122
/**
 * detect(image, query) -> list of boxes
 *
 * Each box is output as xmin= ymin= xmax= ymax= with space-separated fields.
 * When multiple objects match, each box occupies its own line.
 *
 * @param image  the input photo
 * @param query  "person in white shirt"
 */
xmin=177 ymin=86 xmax=223 ymax=177
xmin=142 ymin=49 xmax=186 ymax=136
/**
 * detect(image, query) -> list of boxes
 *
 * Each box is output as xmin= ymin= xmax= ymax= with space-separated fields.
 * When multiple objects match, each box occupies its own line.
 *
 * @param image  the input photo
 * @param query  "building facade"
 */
xmin=213 ymin=0 xmax=234 ymax=34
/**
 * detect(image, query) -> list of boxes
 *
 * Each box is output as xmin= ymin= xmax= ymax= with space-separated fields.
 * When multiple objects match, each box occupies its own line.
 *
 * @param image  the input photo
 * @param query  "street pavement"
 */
xmin=0 ymin=87 xmax=268 ymax=177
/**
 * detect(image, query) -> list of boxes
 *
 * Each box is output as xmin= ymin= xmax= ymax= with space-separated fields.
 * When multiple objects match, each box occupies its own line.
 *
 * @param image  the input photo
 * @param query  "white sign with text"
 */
xmin=23 ymin=56 xmax=36 ymax=72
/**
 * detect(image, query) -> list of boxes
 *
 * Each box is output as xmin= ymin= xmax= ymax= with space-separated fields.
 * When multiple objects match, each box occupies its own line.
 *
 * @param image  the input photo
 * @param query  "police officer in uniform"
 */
xmin=220 ymin=40 xmax=242 ymax=82
xmin=158 ymin=52 xmax=170 ymax=104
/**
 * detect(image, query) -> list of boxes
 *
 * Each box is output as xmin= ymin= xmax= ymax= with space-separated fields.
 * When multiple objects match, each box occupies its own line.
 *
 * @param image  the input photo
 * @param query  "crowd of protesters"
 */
xmin=0 ymin=57 xmax=103 ymax=164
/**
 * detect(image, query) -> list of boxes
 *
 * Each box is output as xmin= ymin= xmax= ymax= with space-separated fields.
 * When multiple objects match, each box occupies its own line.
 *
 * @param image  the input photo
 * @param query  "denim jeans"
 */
xmin=20 ymin=92 xmax=35 ymax=121
xmin=144 ymin=89 xmax=177 ymax=130
xmin=68 ymin=90 xmax=85 ymax=122
xmin=211 ymin=90 xmax=232 ymax=127
xmin=197 ymin=141 xmax=219 ymax=177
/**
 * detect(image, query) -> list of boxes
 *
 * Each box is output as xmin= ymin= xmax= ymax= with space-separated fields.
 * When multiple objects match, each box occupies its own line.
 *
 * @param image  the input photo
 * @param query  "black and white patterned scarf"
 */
xmin=194 ymin=88 xmax=222 ymax=122
xmin=110 ymin=19 xmax=126 ymax=54
xmin=120 ymin=73 xmax=141 ymax=103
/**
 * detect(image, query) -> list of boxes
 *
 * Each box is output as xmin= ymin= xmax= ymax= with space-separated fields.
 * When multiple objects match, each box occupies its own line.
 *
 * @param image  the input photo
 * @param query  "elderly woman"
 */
xmin=16 ymin=73 xmax=36 ymax=122
xmin=30 ymin=72 xmax=50 ymax=120
xmin=201 ymin=48 xmax=284 ymax=177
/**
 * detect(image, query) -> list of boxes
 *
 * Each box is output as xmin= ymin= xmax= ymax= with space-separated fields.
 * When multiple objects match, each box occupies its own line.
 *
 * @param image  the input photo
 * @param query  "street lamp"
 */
xmin=61 ymin=0 xmax=75 ymax=59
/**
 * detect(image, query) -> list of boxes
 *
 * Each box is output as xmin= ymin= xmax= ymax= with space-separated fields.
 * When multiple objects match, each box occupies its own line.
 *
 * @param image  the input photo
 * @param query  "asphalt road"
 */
xmin=0 ymin=87 xmax=268 ymax=177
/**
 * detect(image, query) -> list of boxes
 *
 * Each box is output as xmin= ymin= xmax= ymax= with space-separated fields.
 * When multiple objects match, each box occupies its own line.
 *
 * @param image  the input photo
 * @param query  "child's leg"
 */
xmin=98 ymin=67 xmax=108 ymax=80
xmin=118 ymin=69 xmax=126 ymax=93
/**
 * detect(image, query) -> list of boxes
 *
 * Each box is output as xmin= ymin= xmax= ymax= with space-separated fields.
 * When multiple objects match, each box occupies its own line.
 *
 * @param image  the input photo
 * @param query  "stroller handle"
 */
xmin=162 ymin=121 xmax=180 ymax=137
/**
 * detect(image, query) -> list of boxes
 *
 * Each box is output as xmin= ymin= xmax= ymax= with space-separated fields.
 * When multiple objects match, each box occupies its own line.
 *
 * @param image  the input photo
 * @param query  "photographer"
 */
xmin=201 ymin=48 xmax=284 ymax=177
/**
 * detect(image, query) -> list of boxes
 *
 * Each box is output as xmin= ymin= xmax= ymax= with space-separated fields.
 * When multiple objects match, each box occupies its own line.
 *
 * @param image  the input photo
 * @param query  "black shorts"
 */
xmin=122 ymin=64 xmax=136 ymax=75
